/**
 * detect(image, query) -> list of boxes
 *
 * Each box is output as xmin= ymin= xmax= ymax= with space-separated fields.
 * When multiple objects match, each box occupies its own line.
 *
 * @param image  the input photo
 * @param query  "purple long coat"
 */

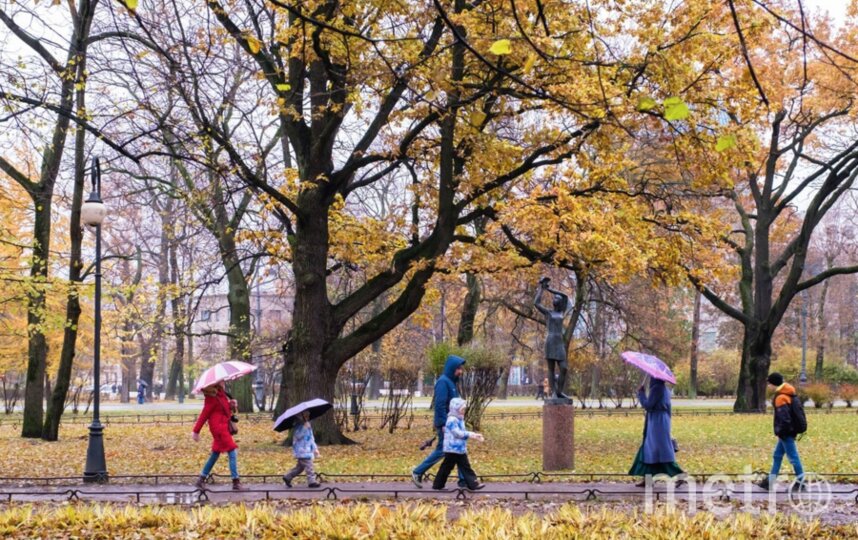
xmin=638 ymin=379 xmax=676 ymax=464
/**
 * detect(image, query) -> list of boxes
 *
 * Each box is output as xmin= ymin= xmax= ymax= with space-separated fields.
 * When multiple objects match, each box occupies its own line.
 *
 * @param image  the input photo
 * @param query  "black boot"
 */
xmin=232 ymin=478 xmax=248 ymax=491
xmin=194 ymin=476 xmax=207 ymax=490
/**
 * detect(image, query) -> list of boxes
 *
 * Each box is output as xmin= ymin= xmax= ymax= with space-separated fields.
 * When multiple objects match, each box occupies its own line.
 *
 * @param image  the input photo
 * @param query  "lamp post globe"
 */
xmin=81 ymin=193 xmax=106 ymax=227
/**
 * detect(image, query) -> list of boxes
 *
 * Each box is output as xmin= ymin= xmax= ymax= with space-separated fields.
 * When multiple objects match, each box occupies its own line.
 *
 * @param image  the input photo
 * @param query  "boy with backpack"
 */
xmin=757 ymin=372 xmax=806 ymax=492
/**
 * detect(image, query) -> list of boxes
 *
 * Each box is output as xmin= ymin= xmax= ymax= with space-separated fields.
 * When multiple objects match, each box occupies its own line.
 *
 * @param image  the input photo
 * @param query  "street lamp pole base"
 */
xmin=83 ymin=421 xmax=109 ymax=484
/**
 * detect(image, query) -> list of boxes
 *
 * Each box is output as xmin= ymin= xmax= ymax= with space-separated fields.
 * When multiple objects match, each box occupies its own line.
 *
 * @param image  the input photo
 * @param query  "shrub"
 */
xmin=838 ymin=384 xmax=858 ymax=407
xmin=427 ymin=341 xmax=460 ymax=378
xmin=673 ymin=349 xmax=740 ymax=398
xmin=821 ymin=364 xmax=858 ymax=385
xmin=769 ymin=345 xmax=803 ymax=383
xmin=803 ymin=383 xmax=832 ymax=409
xmin=426 ymin=341 xmax=505 ymax=430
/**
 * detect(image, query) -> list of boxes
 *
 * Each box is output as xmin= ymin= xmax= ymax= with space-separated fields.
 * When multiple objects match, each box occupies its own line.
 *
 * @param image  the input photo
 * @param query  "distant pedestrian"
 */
xmin=192 ymin=382 xmax=247 ymax=491
xmin=629 ymin=376 xmax=684 ymax=486
xmin=412 ymin=355 xmax=466 ymax=488
xmin=537 ymin=377 xmax=549 ymax=400
xmin=431 ymin=398 xmax=485 ymax=491
xmin=757 ymin=372 xmax=806 ymax=492
xmin=136 ymin=381 xmax=146 ymax=404
xmin=282 ymin=410 xmax=321 ymax=488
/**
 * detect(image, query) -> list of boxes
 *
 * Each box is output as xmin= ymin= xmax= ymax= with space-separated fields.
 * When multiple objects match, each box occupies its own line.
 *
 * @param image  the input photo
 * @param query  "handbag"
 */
xmin=672 ymin=438 xmax=679 ymax=452
xmin=219 ymin=395 xmax=239 ymax=435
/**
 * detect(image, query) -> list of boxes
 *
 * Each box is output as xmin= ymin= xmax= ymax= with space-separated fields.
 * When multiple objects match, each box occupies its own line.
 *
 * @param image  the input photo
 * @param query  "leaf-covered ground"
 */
xmin=2 ymin=413 xmax=858 ymax=479
xmin=0 ymin=502 xmax=856 ymax=539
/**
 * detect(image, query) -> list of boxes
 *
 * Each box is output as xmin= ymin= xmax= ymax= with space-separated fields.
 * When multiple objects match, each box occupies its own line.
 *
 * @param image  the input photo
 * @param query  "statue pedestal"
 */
xmin=543 ymin=399 xmax=574 ymax=471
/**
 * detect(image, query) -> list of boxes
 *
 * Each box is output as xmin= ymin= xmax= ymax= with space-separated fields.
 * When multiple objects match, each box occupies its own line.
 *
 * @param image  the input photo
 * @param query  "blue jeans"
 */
xmin=413 ymin=428 xmax=463 ymax=481
xmin=201 ymin=449 xmax=238 ymax=479
xmin=769 ymin=437 xmax=804 ymax=485
xmin=137 ymin=392 xmax=145 ymax=404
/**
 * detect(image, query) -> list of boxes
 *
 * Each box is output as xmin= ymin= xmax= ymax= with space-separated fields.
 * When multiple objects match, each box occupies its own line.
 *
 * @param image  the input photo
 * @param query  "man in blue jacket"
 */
xmin=412 ymin=355 xmax=465 ymax=488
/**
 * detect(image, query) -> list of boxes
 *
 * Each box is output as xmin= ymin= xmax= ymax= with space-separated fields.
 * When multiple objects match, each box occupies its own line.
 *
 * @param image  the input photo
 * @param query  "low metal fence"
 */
xmin=1 ymin=406 xmax=855 ymax=427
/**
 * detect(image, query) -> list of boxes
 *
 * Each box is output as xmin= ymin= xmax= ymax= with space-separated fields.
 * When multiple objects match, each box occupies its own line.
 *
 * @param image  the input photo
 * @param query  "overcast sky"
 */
xmin=806 ymin=0 xmax=849 ymax=22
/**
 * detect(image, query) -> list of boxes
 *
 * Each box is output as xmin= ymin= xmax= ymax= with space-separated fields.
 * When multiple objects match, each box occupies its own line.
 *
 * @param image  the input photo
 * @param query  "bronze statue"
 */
xmin=534 ymin=277 xmax=571 ymax=399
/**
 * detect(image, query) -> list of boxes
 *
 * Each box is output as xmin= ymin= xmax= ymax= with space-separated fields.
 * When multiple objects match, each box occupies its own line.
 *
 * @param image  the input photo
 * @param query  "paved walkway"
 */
xmin=0 ymin=481 xmax=854 ymax=505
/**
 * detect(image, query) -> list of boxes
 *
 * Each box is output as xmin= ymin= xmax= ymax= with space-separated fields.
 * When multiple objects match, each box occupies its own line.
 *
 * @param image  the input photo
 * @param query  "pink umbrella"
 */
xmin=620 ymin=351 xmax=676 ymax=384
xmin=193 ymin=361 xmax=257 ymax=393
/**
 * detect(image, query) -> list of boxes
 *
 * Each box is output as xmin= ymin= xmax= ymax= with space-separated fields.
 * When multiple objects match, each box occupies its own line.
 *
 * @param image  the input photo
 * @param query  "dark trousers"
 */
xmin=432 ymin=452 xmax=479 ymax=489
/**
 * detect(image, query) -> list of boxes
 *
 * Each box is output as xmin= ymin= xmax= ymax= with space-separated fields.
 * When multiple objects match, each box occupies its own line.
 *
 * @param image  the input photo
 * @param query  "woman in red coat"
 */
xmin=192 ymin=382 xmax=246 ymax=490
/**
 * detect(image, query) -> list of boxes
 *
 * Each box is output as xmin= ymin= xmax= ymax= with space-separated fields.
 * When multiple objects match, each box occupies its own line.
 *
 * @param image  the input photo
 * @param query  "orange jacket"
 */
xmin=772 ymin=383 xmax=797 ymax=438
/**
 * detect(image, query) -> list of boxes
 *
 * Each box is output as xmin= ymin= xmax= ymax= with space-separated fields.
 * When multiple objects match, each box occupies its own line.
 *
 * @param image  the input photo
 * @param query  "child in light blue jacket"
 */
xmin=432 ymin=398 xmax=485 ymax=490
xmin=282 ymin=411 xmax=321 ymax=488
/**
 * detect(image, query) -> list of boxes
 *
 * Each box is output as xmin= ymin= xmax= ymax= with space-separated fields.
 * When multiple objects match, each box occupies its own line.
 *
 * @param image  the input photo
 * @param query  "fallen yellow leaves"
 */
xmin=1 ymin=413 xmax=856 ymax=479
xmin=0 ymin=502 xmax=850 ymax=539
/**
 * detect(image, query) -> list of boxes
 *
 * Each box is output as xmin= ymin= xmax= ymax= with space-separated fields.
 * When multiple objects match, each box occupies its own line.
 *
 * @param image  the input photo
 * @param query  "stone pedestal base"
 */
xmin=543 ymin=401 xmax=574 ymax=471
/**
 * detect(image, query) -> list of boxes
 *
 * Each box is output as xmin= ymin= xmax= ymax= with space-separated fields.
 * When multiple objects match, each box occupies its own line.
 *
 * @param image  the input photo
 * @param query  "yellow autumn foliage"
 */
xmin=0 ymin=502 xmax=851 ymax=538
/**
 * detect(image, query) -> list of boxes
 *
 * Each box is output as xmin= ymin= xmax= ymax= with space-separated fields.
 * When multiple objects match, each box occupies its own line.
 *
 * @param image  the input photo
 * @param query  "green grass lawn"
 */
xmin=3 ymin=411 xmax=857 ymax=480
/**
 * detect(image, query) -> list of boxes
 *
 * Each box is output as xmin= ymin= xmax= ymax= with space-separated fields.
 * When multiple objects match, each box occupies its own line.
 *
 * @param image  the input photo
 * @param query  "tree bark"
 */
xmin=278 ymin=188 xmax=347 ymax=443
xmin=21 ymin=192 xmax=53 ymax=438
xmin=222 ymin=237 xmax=253 ymax=411
xmin=118 ymin=249 xmax=142 ymax=404
xmin=138 ymin=336 xmax=156 ymax=394
xmin=814 ymin=276 xmax=830 ymax=380
xmin=166 ymin=239 xmax=184 ymax=400
xmin=42 ymin=50 xmax=90 ymax=440
xmin=689 ymin=289 xmax=702 ymax=399
xmin=4 ymin=1 xmax=81 ymax=438
xmin=456 ymin=272 xmax=480 ymax=346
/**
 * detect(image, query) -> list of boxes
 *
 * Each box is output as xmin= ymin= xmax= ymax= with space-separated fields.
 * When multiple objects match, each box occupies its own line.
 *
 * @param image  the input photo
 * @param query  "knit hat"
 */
xmin=449 ymin=397 xmax=466 ymax=417
xmin=767 ymin=372 xmax=784 ymax=386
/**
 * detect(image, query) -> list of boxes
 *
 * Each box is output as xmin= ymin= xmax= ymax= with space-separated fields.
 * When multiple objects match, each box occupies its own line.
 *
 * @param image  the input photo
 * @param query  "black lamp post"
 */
xmin=82 ymin=157 xmax=108 ymax=483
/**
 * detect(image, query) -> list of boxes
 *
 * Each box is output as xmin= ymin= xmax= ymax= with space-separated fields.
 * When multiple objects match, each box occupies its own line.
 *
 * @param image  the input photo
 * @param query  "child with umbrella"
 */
xmin=274 ymin=398 xmax=332 ymax=488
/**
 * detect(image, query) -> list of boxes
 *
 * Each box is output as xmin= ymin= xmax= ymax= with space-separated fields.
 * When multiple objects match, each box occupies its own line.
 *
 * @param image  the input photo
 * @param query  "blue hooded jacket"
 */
xmin=434 ymin=355 xmax=465 ymax=428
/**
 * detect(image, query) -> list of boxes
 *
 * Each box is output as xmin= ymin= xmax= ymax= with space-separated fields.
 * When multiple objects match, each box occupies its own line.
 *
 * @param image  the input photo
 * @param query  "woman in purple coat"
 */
xmin=629 ymin=377 xmax=684 ymax=486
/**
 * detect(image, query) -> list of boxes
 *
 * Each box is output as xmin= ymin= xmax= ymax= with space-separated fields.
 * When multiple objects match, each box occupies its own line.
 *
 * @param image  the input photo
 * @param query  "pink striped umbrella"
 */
xmin=193 ymin=361 xmax=257 ymax=393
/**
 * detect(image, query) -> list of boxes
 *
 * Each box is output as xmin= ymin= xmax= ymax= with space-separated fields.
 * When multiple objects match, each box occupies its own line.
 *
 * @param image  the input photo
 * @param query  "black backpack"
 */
xmin=790 ymin=395 xmax=808 ymax=435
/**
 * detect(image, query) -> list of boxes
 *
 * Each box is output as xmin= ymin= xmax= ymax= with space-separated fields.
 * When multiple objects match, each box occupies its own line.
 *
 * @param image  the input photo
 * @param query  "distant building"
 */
xmin=191 ymin=292 xmax=293 ymax=359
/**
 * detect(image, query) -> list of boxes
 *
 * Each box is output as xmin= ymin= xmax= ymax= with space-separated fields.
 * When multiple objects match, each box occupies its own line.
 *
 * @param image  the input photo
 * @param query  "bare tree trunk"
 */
xmin=21 ymin=196 xmax=52 ymax=438
xmin=456 ymin=272 xmax=480 ymax=346
xmin=223 ymin=245 xmax=253 ymax=411
xmin=814 ymin=274 xmax=831 ymax=380
xmin=166 ymin=240 xmax=184 ymax=400
xmin=689 ymin=289 xmax=702 ymax=399
xmin=42 ymin=55 xmax=89 ymax=440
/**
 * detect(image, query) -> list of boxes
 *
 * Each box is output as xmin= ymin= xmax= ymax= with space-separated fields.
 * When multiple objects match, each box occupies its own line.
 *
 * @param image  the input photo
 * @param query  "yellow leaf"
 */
xmin=276 ymin=83 xmax=291 ymax=92
xmin=523 ymin=54 xmax=537 ymax=73
xmin=489 ymin=39 xmax=512 ymax=56
xmin=636 ymin=96 xmax=657 ymax=112
xmin=125 ymin=0 xmax=138 ymax=9
xmin=246 ymin=35 xmax=261 ymax=54
xmin=663 ymin=96 xmax=690 ymax=121
xmin=716 ymin=134 xmax=737 ymax=152
xmin=470 ymin=110 xmax=487 ymax=127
